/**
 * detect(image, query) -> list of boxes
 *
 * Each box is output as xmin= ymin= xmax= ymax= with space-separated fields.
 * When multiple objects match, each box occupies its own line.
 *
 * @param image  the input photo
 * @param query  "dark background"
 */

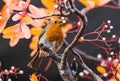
xmin=0 ymin=0 xmax=120 ymax=81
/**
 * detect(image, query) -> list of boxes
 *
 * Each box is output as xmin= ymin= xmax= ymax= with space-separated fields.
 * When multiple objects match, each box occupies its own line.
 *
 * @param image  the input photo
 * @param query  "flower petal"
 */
xmin=29 ymin=5 xmax=47 ymax=18
xmin=31 ymin=19 xmax=44 ymax=27
xmin=1 ymin=5 xmax=11 ymax=19
xmin=2 ymin=25 xmax=19 ymax=34
xmin=3 ymin=32 xmax=17 ymax=39
xmin=21 ymin=24 xmax=31 ymax=39
xmin=96 ymin=66 xmax=106 ymax=74
xmin=62 ymin=24 xmax=72 ymax=38
xmin=79 ymin=0 xmax=95 ymax=8
xmin=10 ymin=36 xmax=19 ymax=47
xmin=0 ymin=19 xmax=8 ymax=33
xmin=29 ymin=39 xmax=38 ymax=50
xmin=30 ymin=74 xmax=39 ymax=81
xmin=31 ymin=27 xmax=43 ymax=35
xmin=12 ymin=13 xmax=22 ymax=21
xmin=94 ymin=0 xmax=111 ymax=6
xmin=30 ymin=49 xmax=37 ymax=57
xmin=0 ymin=5 xmax=11 ymax=33
xmin=41 ymin=0 xmax=57 ymax=9
xmin=21 ymin=16 xmax=33 ymax=24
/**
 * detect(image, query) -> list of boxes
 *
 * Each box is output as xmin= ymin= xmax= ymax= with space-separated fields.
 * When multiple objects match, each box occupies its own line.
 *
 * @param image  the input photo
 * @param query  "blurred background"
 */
xmin=0 ymin=0 xmax=120 ymax=81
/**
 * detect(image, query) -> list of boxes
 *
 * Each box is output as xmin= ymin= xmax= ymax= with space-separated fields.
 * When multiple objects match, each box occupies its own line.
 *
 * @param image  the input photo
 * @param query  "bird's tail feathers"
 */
xmin=27 ymin=51 xmax=43 ymax=70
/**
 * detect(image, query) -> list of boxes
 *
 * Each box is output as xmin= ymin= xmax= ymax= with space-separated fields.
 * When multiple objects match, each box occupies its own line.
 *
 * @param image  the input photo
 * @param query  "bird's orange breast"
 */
xmin=46 ymin=24 xmax=64 ymax=43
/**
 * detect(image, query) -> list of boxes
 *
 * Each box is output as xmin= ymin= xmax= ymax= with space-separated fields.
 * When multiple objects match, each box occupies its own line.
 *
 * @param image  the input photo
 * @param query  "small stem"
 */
xmin=76 ymin=53 xmax=103 ymax=81
xmin=32 ymin=13 xmax=67 ymax=19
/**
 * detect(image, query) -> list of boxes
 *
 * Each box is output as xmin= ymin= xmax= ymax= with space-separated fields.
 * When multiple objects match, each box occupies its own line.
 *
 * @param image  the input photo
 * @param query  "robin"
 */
xmin=28 ymin=19 xmax=64 ymax=70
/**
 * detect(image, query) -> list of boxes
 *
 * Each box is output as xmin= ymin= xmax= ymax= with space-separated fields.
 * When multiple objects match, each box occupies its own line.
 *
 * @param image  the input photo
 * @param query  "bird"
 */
xmin=28 ymin=19 xmax=64 ymax=70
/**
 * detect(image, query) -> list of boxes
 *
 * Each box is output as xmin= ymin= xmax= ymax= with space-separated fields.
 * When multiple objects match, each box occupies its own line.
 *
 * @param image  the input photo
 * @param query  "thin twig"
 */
xmin=77 ymin=54 xmax=103 ymax=81
xmin=32 ymin=13 xmax=67 ymax=19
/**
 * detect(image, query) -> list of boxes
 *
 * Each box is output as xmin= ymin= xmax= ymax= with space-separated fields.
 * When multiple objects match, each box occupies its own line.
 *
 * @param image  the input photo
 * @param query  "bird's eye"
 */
xmin=54 ymin=21 xmax=57 ymax=24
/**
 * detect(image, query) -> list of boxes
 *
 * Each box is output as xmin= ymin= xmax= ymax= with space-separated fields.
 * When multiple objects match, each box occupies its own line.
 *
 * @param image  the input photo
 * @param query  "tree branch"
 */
xmin=63 ymin=41 xmax=103 ymax=81
xmin=41 ymin=46 xmax=76 ymax=81
xmin=111 ymin=0 xmax=120 ymax=6
xmin=63 ymin=40 xmax=101 ymax=64
xmin=61 ymin=0 xmax=88 ymax=69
